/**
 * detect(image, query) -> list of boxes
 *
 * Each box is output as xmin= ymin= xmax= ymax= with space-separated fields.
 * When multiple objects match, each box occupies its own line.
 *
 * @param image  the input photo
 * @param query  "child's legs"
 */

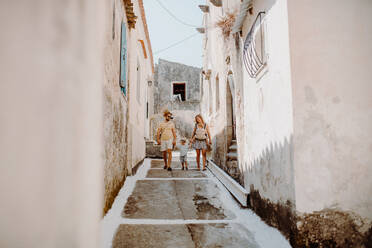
xmin=196 ymin=149 xmax=201 ymax=168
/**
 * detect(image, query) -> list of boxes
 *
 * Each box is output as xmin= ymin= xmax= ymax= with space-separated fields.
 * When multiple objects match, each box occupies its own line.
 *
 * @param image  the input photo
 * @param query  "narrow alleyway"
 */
xmin=102 ymin=153 xmax=291 ymax=248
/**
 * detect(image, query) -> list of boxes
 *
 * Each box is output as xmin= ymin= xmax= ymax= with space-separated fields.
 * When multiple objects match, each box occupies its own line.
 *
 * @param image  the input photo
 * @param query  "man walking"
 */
xmin=157 ymin=110 xmax=177 ymax=171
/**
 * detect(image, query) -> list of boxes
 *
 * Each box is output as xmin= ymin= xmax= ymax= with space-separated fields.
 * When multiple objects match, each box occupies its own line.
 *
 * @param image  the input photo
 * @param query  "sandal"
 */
xmin=167 ymin=167 xmax=172 ymax=171
xmin=202 ymin=168 xmax=206 ymax=171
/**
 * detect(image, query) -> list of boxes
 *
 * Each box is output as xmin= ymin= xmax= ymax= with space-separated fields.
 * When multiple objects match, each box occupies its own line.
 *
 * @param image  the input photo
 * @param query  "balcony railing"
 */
xmin=243 ymin=12 xmax=266 ymax=78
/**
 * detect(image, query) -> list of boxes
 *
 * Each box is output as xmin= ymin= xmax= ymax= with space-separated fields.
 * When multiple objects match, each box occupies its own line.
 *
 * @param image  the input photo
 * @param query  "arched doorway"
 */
xmin=226 ymin=75 xmax=236 ymax=142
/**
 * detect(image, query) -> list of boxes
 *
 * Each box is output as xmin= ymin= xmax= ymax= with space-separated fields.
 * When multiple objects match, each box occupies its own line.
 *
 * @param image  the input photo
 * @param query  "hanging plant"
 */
xmin=216 ymin=12 xmax=236 ymax=39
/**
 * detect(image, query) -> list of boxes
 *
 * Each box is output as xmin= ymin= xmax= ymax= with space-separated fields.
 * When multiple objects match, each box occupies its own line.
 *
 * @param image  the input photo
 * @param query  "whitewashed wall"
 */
xmin=0 ymin=1 xmax=105 ymax=247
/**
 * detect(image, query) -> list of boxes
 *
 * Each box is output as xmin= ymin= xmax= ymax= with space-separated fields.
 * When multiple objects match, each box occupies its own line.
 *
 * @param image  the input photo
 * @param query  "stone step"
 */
xmin=227 ymin=152 xmax=238 ymax=160
xmin=229 ymin=144 xmax=237 ymax=151
xmin=231 ymin=140 xmax=237 ymax=146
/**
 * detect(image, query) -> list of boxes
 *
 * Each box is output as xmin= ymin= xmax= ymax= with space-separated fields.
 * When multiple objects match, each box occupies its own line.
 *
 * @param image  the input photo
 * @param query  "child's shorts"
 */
xmin=180 ymin=155 xmax=187 ymax=163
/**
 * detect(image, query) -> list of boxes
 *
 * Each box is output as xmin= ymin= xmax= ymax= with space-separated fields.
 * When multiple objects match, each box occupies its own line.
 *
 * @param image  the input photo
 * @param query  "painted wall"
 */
xmin=127 ymin=0 xmax=154 ymax=173
xmin=240 ymin=0 xmax=295 ymax=205
xmin=0 ymin=0 xmax=105 ymax=247
xmin=201 ymin=0 xmax=246 ymax=183
xmin=288 ymin=0 xmax=372 ymax=222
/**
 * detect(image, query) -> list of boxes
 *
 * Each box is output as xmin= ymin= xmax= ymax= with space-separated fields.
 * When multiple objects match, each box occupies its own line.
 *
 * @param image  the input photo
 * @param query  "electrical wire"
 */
xmin=154 ymin=0 xmax=199 ymax=28
xmin=154 ymin=32 xmax=199 ymax=55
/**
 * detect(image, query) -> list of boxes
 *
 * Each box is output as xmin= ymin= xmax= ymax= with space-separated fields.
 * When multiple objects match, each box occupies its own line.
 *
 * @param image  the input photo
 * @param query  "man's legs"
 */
xmin=162 ymin=151 xmax=168 ymax=169
xmin=196 ymin=149 xmax=201 ymax=170
xmin=167 ymin=149 xmax=172 ymax=169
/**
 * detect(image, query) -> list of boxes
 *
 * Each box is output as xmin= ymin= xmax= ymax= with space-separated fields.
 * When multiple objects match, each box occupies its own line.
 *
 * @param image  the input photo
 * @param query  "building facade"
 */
xmin=200 ymin=0 xmax=372 ymax=246
xmin=151 ymin=59 xmax=201 ymax=141
xmin=103 ymin=0 xmax=154 ymax=214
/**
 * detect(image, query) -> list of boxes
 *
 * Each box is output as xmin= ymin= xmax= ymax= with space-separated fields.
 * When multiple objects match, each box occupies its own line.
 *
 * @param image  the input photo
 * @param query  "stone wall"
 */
xmin=103 ymin=0 xmax=153 ymax=215
xmin=103 ymin=0 xmax=129 ymax=215
xmin=154 ymin=59 xmax=201 ymax=114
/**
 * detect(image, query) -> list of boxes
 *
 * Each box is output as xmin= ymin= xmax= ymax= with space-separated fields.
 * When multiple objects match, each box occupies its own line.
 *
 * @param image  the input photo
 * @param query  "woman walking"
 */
xmin=190 ymin=114 xmax=211 ymax=171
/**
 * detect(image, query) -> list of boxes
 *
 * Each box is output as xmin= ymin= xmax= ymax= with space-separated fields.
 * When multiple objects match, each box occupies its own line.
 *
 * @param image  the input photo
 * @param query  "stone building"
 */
xmin=103 ymin=0 xmax=154 ymax=214
xmin=151 ymin=59 xmax=201 ymax=141
xmin=199 ymin=0 xmax=372 ymax=246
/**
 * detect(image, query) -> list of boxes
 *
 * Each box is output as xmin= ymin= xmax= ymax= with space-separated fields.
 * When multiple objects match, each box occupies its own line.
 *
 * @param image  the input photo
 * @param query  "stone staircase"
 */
xmin=226 ymin=140 xmax=240 ymax=183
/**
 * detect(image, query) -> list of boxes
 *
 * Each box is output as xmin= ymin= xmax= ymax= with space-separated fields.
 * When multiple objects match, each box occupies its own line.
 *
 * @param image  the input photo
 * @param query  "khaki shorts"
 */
xmin=160 ymin=139 xmax=173 ymax=152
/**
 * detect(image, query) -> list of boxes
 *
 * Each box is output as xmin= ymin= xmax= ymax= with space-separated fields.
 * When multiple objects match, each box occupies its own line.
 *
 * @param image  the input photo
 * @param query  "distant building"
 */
xmin=150 ymin=59 xmax=202 ymax=141
xmin=154 ymin=59 xmax=201 ymax=114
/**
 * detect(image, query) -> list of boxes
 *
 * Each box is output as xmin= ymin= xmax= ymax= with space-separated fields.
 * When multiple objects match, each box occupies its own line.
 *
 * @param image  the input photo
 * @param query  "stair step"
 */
xmin=231 ymin=140 xmax=237 ymax=145
xmin=227 ymin=152 xmax=238 ymax=160
xmin=229 ymin=145 xmax=237 ymax=151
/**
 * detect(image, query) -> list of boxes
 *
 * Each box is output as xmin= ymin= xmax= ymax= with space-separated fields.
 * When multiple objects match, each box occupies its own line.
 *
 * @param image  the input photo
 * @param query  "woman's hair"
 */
xmin=195 ymin=114 xmax=205 ymax=125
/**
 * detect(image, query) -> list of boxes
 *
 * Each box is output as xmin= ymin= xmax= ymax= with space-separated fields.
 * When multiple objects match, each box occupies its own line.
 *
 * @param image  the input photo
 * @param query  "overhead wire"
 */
xmin=151 ymin=0 xmax=217 ymax=55
xmin=154 ymin=32 xmax=200 ymax=55
xmin=154 ymin=0 xmax=199 ymax=28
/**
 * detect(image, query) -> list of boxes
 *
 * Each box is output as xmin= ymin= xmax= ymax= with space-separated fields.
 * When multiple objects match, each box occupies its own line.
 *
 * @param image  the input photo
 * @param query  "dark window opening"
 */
xmin=173 ymin=83 xmax=186 ymax=101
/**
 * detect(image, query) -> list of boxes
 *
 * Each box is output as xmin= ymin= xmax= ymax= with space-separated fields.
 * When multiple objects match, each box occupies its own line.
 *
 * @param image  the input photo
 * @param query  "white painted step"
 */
xmin=207 ymin=159 xmax=249 ymax=207
xmin=229 ymin=145 xmax=237 ymax=151
xmin=227 ymin=152 xmax=237 ymax=160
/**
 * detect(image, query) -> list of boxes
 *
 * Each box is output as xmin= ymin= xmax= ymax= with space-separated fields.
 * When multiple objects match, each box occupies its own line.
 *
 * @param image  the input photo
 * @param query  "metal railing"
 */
xmin=243 ymin=11 xmax=266 ymax=78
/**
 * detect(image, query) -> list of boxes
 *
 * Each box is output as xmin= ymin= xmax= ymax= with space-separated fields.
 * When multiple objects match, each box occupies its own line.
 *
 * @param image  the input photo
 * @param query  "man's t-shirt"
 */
xmin=159 ymin=121 xmax=175 ymax=141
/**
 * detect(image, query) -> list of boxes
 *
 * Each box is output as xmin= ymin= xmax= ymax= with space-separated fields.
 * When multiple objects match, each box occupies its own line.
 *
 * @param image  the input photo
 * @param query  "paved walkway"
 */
xmin=102 ymin=154 xmax=291 ymax=248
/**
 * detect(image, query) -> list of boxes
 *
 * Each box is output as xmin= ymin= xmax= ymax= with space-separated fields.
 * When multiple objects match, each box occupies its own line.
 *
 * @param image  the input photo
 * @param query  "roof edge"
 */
xmin=138 ymin=0 xmax=154 ymax=74
xmin=231 ymin=0 xmax=252 ymax=34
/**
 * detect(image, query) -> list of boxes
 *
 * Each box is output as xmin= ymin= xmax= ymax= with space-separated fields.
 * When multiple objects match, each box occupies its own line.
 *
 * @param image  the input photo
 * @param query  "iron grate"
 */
xmin=243 ymin=12 xmax=266 ymax=78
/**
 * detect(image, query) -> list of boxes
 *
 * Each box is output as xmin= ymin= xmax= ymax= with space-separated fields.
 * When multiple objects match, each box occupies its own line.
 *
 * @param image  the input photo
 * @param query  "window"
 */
xmin=119 ymin=21 xmax=127 ymax=96
xmin=215 ymin=76 xmax=220 ymax=111
xmin=172 ymin=82 xmax=186 ymax=101
xmin=243 ymin=12 xmax=267 ymax=78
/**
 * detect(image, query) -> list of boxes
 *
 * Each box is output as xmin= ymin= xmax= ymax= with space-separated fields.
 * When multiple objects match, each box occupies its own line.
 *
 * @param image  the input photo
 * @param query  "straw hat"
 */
xmin=163 ymin=109 xmax=173 ymax=117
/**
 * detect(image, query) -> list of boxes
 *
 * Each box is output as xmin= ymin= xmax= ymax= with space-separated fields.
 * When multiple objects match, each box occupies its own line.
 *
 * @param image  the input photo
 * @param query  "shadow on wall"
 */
xmin=243 ymin=136 xmax=372 ymax=247
xmin=243 ymin=136 xmax=296 ymax=243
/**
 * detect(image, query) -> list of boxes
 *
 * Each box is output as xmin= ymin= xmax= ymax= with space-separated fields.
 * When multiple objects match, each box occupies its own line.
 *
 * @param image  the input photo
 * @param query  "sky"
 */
xmin=143 ymin=0 xmax=205 ymax=68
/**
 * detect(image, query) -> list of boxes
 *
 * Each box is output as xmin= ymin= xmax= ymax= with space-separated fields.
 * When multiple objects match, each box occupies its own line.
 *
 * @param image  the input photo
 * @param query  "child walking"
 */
xmin=178 ymin=138 xmax=190 ymax=170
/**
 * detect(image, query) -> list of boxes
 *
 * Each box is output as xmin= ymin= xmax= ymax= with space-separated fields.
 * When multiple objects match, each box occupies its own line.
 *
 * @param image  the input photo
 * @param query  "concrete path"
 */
xmin=102 ymin=155 xmax=292 ymax=248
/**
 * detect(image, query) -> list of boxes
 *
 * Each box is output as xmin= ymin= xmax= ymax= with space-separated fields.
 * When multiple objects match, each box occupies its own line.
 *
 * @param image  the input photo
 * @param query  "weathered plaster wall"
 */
xmin=200 ymin=0 xmax=246 ymax=183
xmin=240 ymin=0 xmax=295 ymax=205
xmin=0 ymin=0 xmax=105 ymax=247
xmin=103 ymin=0 xmax=129 ymax=215
xmin=127 ymin=0 xmax=153 ymax=174
xmin=103 ymin=0 xmax=153 ymax=214
xmin=288 ymin=0 xmax=372 ymax=245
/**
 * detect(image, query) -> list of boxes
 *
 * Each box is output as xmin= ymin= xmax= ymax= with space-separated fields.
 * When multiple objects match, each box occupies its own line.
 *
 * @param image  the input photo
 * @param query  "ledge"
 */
xmin=207 ymin=159 xmax=249 ymax=207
